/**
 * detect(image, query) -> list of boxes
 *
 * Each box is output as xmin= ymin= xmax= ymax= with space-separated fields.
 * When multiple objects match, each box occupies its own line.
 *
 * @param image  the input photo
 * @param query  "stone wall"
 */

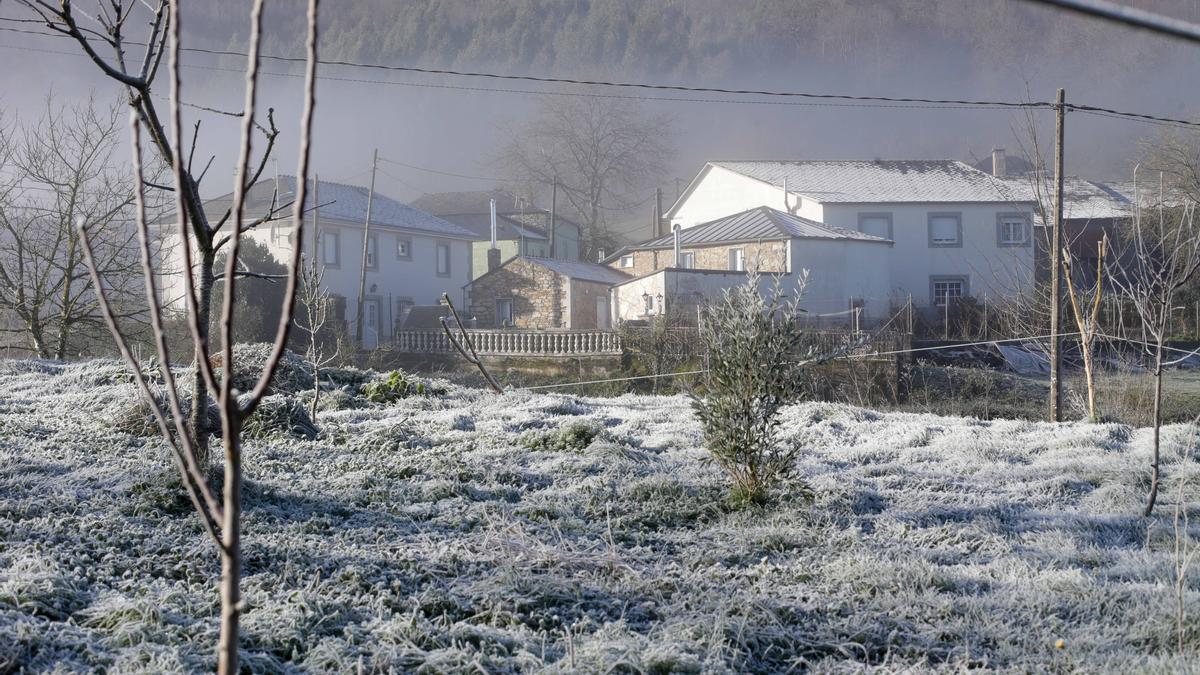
xmin=467 ymin=258 xmax=565 ymax=329
xmin=568 ymin=279 xmax=613 ymax=329
xmin=609 ymin=240 xmax=788 ymax=276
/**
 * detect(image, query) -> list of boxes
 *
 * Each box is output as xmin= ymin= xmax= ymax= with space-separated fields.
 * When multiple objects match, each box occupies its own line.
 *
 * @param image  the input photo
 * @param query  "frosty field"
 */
xmin=1 ymin=359 xmax=1198 ymax=673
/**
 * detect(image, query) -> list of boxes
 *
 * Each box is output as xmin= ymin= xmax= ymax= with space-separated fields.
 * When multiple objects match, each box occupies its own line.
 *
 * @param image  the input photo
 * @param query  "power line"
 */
xmin=1018 ymin=0 xmax=1200 ymax=44
xmin=1 ymin=17 xmax=1198 ymax=129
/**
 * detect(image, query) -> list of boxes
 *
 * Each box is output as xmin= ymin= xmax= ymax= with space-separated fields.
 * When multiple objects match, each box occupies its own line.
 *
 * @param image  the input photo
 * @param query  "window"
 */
xmin=857 ymin=212 xmax=893 ymax=239
xmin=620 ymin=255 xmax=635 ymax=269
xmin=436 ymin=242 xmax=451 ymax=276
xmin=931 ymin=276 xmax=968 ymax=307
xmin=364 ymin=300 xmax=378 ymax=329
xmin=679 ymin=251 xmax=695 ymax=269
xmin=365 ymin=235 xmax=378 ymax=269
xmin=396 ymin=237 xmax=412 ymax=260
xmin=996 ymin=213 xmax=1029 ymax=247
xmin=395 ymin=298 xmax=414 ymax=329
xmin=321 ymin=230 xmax=339 ymax=266
xmin=495 ymin=298 xmax=513 ymax=327
xmin=928 ymin=213 xmax=962 ymax=247
xmin=728 ymin=248 xmax=746 ymax=271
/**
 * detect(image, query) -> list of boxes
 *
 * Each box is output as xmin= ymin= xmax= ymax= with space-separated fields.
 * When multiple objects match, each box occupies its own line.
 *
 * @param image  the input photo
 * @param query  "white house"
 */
xmin=607 ymin=206 xmax=892 ymax=323
xmin=667 ymin=160 xmax=1037 ymax=309
xmin=158 ymin=176 xmax=476 ymax=348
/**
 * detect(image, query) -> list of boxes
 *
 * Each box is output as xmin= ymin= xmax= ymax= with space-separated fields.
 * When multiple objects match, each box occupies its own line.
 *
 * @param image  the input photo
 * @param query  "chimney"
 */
xmin=783 ymin=176 xmax=789 ymax=212
xmin=673 ymin=223 xmax=682 ymax=268
xmin=991 ymin=147 xmax=1007 ymax=178
xmin=486 ymin=248 xmax=501 ymax=273
xmin=489 ymin=198 xmax=498 ymax=248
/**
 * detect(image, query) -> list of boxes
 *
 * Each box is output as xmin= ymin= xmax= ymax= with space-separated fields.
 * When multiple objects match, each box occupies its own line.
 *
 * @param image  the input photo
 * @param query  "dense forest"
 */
xmin=178 ymin=0 xmax=1196 ymax=88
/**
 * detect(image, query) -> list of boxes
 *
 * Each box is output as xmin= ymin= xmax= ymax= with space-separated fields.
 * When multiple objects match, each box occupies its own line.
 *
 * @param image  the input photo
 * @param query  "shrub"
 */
xmin=692 ymin=272 xmax=811 ymax=505
xmin=521 ymin=421 xmax=603 ymax=452
xmin=209 ymin=344 xmax=315 ymax=396
xmin=242 ymin=395 xmax=319 ymax=440
xmin=360 ymin=370 xmax=441 ymax=403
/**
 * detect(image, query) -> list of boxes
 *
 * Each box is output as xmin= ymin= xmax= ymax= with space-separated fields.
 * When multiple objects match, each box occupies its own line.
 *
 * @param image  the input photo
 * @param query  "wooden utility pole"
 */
xmin=549 ymin=177 xmax=557 ymax=259
xmin=1050 ymin=88 xmax=1066 ymax=422
xmin=355 ymin=148 xmax=378 ymax=350
xmin=655 ymin=187 xmax=664 ymax=237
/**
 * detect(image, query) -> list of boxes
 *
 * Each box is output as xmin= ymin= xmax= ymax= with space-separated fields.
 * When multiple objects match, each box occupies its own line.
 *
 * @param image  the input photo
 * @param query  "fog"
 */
xmin=2 ymin=0 xmax=1198 ymax=238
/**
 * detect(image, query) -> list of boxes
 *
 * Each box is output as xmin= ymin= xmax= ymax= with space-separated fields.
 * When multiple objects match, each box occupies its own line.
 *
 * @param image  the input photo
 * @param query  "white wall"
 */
xmin=791 ymin=239 xmax=892 ymax=319
xmin=818 ymin=203 xmax=1035 ymax=306
xmin=670 ymin=165 xmax=819 ymax=228
xmin=156 ymin=218 xmax=473 ymax=349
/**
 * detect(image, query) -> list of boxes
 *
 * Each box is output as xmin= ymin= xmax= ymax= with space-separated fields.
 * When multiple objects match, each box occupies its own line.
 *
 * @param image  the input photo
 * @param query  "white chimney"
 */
xmin=991 ymin=148 xmax=1007 ymax=178
xmin=489 ymin=198 xmax=498 ymax=248
xmin=783 ymin=176 xmax=789 ymax=212
xmin=673 ymin=223 xmax=682 ymax=267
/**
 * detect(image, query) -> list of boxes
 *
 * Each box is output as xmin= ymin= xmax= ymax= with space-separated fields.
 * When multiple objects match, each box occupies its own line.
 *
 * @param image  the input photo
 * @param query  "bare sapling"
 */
xmin=1061 ymin=234 xmax=1108 ymax=421
xmin=74 ymin=1 xmax=319 ymax=672
xmin=1112 ymin=183 xmax=1200 ymax=516
xmin=20 ymin=0 xmax=299 ymax=466
xmin=296 ymin=243 xmax=337 ymax=421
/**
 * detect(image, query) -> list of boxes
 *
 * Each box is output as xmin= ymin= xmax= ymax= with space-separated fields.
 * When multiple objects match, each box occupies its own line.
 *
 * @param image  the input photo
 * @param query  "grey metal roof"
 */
xmin=199 ymin=176 xmax=476 ymax=239
xmin=710 ymin=160 xmax=1028 ymax=204
xmin=1002 ymin=176 xmax=1134 ymax=222
xmin=437 ymin=213 xmax=548 ymax=241
xmin=525 ymin=257 xmax=631 ymax=284
xmin=631 ymin=207 xmax=891 ymax=251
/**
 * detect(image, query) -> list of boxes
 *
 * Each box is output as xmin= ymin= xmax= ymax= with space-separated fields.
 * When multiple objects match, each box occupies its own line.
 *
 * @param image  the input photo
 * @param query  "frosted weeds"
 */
xmin=1 ymin=359 xmax=1198 ymax=672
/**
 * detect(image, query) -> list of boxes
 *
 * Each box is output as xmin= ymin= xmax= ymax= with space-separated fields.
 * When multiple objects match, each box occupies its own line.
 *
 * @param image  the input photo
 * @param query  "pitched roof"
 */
xmin=1001 ymin=176 xmax=1134 ymax=222
xmin=623 ymin=206 xmax=891 ymax=253
xmin=707 ymin=160 xmax=1028 ymax=204
xmin=410 ymin=190 xmax=540 ymax=216
xmin=526 ymin=257 xmax=631 ymax=284
xmin=198 ymin=176 xmax=475 ymax=239
xmin=437 ymin=213 xmax=548 ymax=241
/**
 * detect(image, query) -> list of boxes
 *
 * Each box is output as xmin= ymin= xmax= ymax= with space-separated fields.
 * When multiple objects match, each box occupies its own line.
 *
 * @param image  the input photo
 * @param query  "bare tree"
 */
xmin=296 ymin=244 xmax=337 ymax=421
xmin=1061 ymin=235 xmax=1108 ymax=422
xmin=72 ymin=1 xmax=319 ymax=672
xmin=494 ymin=96 xmax=674 ymax=257
xmin=1112 ymin=190 xmax=1200 ymax=516
xmin=19 ymin=0 xmax=292 ymax=464
xmin=0 ymin=97 xmax=149 ymax=360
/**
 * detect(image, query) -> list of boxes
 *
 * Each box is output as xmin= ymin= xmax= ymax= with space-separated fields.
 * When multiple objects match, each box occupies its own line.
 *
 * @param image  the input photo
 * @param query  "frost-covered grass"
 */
xmin=1 ymin=358 xmax=1199 ymax=672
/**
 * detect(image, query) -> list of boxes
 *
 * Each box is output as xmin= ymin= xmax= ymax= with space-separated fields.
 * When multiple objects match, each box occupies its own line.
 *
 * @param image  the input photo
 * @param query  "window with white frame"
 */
xmin=436 ymin=242 xmax=451 ymax=276
xmin=620 ymin=255 xmax=635 ymax=269
xmin=928 ymin=213 xmax=962 ymax=247
xmin=679 ymin=251 xmax=695 ymax=269
xmin=997 ymin=213 xmax=1029 ymax=246
xmin=728 ymin=248 xmax=745 ymax=271
xmin=365 ymin=235 xmax=378 ymax=269
xmin=858 ymin=212 xmax=893 ymax=239
xmin=495 ymin=298 xmax=514 ymax=327
xmin=931 ymin=277 xmax=967 ymax=307
xmin=396 ymin=237 xmax=412 ymax=260
xmin=321 ymin=230 xmax=339 ymax=266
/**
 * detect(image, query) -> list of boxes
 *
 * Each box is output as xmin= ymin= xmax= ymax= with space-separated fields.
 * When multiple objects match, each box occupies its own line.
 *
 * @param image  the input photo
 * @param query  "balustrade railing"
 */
xmin=392 ymin=329 xmax=623 ymax=355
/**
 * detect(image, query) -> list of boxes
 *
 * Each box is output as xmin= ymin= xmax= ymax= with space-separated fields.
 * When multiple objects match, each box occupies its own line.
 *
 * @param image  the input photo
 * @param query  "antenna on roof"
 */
xmin=783 ymin=176 xmax=790 ymax=213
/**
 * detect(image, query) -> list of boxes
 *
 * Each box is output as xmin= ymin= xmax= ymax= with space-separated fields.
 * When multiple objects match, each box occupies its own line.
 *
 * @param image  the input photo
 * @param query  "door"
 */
xmin=361 ymin=299 xmax=381 ymax=349
xmin=595 ymin=296 xmax=610 ymax=330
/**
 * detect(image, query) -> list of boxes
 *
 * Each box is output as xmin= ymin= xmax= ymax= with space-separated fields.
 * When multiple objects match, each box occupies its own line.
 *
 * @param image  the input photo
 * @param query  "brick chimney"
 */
xmin=991 ymin=147 xmax=1007 ymax=178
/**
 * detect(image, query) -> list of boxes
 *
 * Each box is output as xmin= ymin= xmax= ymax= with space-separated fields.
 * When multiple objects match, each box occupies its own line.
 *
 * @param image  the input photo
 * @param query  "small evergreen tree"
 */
xmin=692 ymin=271 xmax=811 ymax=505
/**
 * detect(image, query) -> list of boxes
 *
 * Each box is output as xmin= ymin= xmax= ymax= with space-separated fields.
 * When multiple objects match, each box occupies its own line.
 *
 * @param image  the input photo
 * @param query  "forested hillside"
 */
xmin=179 ymin=0 xmax=1195 ymax=87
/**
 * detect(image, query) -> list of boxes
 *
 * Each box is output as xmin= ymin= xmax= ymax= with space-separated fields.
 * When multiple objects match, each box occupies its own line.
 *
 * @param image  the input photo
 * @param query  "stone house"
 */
xmin=606 ymin=206 xmax=893 ymax=322
xmin=465 ymin=256 xmax=630 ymax=330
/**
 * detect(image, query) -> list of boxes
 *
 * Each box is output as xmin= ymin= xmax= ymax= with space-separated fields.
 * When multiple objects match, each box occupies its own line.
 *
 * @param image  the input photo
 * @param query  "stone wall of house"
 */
xmin=609 ymin=240 xmax=788 ymax=276
xmin=467 ymin=258 xmax=565 ymax=329
xmin=568 ymin=279 xmax=613 ymax=329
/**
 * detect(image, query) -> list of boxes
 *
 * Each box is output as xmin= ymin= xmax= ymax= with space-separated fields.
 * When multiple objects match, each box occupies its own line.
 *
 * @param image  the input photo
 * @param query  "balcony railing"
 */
xmin=393 ymin=329 xmax=623 ymax=356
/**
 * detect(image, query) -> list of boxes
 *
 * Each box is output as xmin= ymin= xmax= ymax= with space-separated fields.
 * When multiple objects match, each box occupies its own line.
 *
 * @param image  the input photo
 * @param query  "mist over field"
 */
xmin=3 ymin=0 xmax=1198 ymax=221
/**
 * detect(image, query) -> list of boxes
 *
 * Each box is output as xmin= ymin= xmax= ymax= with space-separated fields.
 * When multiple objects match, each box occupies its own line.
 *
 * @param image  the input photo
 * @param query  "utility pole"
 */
xmin=311 ymin=174 xmax=320 ymax=262
xmin=355 ymin=148 xmax=378 ymax=350
xmin=549 ymin=177 xmax=557 ymax=259
xmin=655 ymin=187 xmax=664 ymax=238
xmin=1050 ymin=88 xmax=1066 ymax=422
